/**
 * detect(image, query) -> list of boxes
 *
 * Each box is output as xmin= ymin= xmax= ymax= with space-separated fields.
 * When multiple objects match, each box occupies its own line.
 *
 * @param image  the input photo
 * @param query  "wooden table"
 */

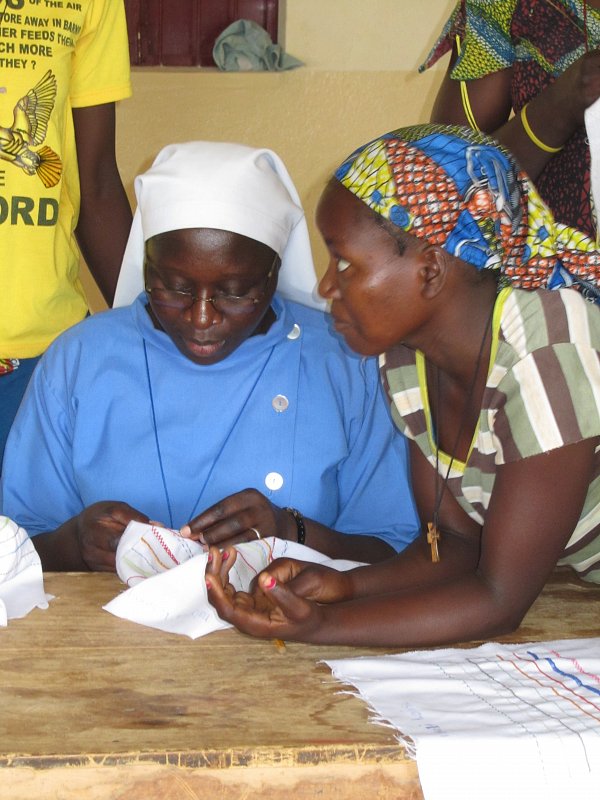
xmin=1 ymin=570 xmax=599 ymax=799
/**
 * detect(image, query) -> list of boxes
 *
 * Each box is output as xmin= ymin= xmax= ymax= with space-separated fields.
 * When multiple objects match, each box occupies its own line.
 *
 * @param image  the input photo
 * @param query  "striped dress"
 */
xmin=381 ymin=287 xmax=600 ymax=582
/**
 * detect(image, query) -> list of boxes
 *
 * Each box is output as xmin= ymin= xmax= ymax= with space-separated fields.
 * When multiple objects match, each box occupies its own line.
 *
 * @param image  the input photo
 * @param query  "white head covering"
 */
xmin=113 ymin=141 xmax=325 ymax=310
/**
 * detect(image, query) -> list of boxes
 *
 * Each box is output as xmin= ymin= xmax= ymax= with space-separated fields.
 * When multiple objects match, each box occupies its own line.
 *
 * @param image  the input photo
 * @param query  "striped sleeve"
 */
xmin=492 ymin=293 xmax=600 ymax=464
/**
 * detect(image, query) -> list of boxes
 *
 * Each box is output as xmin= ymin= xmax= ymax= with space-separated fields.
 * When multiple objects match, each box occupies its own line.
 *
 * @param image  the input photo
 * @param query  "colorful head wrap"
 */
xmin=335 ymin=124 xmax=599 ymax=303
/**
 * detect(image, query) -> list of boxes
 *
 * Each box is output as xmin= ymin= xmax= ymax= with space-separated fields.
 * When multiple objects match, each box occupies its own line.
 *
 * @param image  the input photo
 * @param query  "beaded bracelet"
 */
xmin=285 ymin=507 xmax=306 ymax=545
xmin=520 ymin=103 xmax=563 ymax=154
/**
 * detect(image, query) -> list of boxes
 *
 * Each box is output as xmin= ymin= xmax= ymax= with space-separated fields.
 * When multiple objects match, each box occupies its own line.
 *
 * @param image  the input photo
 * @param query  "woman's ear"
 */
xmin=419 ymin=245 xmax=448 ymax=298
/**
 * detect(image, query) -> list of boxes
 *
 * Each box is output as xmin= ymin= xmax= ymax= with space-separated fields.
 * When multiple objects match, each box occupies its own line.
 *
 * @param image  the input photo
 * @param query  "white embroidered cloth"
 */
xmin=325 ymin=638 xmax=600 ymax=800
xmin=0 ymin=516 xmax=50 ymax=625
xmin=105 ymin=521 xmax=363 ymax=638
xmin=116 ymin=521 xmax=204 ymax=587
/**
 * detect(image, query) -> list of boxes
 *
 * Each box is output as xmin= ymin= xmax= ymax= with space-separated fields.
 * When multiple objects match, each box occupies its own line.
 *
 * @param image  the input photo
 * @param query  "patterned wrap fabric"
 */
xmin=419 ymin=0 xmax=600 ymax=239
xmin=334 ymin=124 xmax=600 ymax=303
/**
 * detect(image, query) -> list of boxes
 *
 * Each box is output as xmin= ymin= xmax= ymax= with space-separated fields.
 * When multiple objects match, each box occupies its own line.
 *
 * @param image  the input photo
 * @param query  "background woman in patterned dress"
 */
xmin=422 ymin=0 xmax=600 ymax=240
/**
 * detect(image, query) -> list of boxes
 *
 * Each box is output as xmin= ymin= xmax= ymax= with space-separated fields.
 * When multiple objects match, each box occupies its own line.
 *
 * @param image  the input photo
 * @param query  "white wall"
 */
xmin=84 ymin=0 xmax=456 ymax=308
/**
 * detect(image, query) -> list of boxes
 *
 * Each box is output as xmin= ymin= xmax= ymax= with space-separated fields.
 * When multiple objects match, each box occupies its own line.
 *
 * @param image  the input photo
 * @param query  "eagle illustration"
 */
xmin=0 ymin=70 xmax=62 ymax=188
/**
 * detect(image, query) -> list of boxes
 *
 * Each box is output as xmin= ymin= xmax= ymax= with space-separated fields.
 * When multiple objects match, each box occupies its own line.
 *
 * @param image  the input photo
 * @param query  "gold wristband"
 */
xmin=520 ymin=103 xmax=563 ymax=154
xmin=455 ymin=35 xmax=480 ymax=132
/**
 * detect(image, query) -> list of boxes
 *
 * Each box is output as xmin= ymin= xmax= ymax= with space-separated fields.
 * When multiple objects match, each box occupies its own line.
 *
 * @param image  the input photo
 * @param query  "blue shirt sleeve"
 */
xmin=1 ymin=347 xmax=84 ymax=536
xmin=332 ymin=355 xmax=419 ymax=552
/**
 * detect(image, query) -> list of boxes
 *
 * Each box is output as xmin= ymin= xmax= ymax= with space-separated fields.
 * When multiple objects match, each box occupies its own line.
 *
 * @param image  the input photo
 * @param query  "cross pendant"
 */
xmin=427 ymin=522 xmax=441 ymax=563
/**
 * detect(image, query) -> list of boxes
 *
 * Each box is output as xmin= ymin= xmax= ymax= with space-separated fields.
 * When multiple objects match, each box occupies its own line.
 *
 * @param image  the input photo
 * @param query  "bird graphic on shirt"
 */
xmin=0 ymin=69 xmax=62 ymax=188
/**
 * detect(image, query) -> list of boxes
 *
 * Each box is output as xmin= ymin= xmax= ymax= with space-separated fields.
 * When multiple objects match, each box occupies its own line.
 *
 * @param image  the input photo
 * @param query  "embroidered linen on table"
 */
xmin=325 ymin=638 xmax=600 ymax=800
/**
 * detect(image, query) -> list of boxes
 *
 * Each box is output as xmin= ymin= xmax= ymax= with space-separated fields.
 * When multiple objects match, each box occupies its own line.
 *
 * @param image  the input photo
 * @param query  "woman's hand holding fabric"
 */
xmin=182 ymin=489 xmax=293 ymax=547
xmin=205 ymin=546 xmax=354 ymax=642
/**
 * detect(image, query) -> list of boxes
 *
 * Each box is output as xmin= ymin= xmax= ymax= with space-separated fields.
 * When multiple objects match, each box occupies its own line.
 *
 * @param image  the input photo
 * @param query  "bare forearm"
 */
xmin=432 ymin=77 xmax=568 ymax=182
xmin=345 ymin=529 xmax=480 ymax=599
xmin=496 ymin=51 xmax=600 ymax=182
xmin=303 ymin=573 xmax=525 ymax=648
xmin=299 ymin=516 xmax=397 ymax=562
xmin=73 ymin=103 xmax=132 ymax=305
xmin=431 ymin=50 xmax=596 ymax=183
xmin=76 ymin=178 xmax=132 ymax=305
xmin=31 ymin=519 xmax=87 ymax=571
xmin=494 ymin=93 xmax=579 ymax=182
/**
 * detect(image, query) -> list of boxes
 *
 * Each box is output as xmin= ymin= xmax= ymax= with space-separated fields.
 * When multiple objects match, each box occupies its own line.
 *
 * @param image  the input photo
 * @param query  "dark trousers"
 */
xmin=0 ymin=356 xmax=41 ymax=473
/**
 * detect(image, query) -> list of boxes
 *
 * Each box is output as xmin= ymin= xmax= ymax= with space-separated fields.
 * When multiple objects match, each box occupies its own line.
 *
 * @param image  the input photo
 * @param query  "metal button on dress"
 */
xmin=287 ymin=324 xmax=301 ymax=340
xmin=265 ymin=472 xmax=284 ymax=491
xmin=272 ymin=394 xmax=289 ymax=412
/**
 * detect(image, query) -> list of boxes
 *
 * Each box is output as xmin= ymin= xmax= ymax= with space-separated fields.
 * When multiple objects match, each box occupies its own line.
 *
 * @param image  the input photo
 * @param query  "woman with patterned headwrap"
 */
xmin=206 ymin=124 xmax=600 ymax=649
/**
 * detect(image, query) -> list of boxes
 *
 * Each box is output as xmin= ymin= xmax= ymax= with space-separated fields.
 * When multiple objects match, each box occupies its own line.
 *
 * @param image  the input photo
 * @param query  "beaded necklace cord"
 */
xmin=427 ymin=304 xmax=495 ymax=563
xmin=143 ymin=337 xmax=276 ymax=529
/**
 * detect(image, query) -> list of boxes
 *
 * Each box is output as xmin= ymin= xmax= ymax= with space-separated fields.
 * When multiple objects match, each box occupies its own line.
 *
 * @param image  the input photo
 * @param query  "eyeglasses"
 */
xmin=145 ymin=258 xmax=278 ymax=314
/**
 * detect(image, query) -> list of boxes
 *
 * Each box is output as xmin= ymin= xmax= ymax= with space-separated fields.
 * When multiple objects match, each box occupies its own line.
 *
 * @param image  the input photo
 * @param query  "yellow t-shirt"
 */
xmin=0 ymin=0 xmax=132 ymax=357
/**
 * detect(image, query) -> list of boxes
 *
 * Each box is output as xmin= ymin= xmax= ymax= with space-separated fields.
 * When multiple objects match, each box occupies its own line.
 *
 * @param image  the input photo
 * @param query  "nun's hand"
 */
xmin=181 ymin=489 xmax=292 ymax=548
xmin=76 ymin=501 xmax=149 ymax=571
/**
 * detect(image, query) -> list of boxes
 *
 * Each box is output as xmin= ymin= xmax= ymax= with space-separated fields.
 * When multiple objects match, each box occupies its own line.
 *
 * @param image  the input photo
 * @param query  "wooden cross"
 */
xmin=427 ymin=522 xmax=441 ymax=563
